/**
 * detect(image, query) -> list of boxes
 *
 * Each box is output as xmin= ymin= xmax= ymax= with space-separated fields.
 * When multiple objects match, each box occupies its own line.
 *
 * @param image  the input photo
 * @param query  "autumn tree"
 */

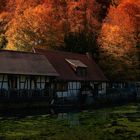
xmin=1 ymin=0 xmax=139 ymax=82
xmin=98 ymin=0 xmax=140 ymax=81
xmin=6 ymin=2 xmax=64 ymax=51
xmin=5 ymin=0 xmax=103 ymax=54
xmin=0 ymin=9 xmax=10 ymax=49
xmin=60 ymin=0 xmax=101 ymax=61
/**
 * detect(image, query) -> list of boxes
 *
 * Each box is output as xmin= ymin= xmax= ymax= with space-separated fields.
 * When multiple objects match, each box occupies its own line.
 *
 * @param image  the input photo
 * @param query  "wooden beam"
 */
xmin=0 ymin=75 xmax=4 ymax=91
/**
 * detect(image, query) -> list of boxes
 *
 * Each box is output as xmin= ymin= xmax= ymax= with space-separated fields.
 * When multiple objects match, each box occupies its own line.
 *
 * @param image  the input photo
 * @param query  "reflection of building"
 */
xmin=35 ymin=48 xmax=108 ymax=103
xmin=107 ymin=82 xmax=140 ymax=98
xmin=0 ymin=50 xmax=58 ymax=99
xmin=57 ymin=112 xmax=80 ymax=127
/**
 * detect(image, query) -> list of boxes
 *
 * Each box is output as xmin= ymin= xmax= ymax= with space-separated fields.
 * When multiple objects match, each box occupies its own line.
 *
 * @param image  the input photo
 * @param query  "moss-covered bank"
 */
xmin=0 ymin=103 xmax=140 ymax=140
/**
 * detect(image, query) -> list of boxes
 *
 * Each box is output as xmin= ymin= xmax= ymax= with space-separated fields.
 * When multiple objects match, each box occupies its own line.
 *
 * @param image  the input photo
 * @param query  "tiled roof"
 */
xmin=0 ymin=50 xmax=59 ymax=76
xmin=35 ymin=48 xmax=108 ymax=81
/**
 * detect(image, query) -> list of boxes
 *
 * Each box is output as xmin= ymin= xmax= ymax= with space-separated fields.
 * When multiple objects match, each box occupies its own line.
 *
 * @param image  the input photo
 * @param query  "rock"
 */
xmin=111 ymin=121 xmax=118 ymax=126
xmin=115 ymin=128 xmax=125 ymax=134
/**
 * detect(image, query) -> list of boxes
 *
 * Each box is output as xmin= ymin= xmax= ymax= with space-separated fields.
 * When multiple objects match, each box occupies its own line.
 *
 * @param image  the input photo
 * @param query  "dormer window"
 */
xmin=76 ymin=67 xmax=87 ymax=76
xmin=65 ymin=59 xmax=87 ymax=77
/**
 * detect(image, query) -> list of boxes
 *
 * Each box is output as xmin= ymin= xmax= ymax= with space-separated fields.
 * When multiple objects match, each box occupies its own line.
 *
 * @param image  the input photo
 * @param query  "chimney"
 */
xmin=32 ymin=47 xmax=36 ymax=53
xmin=86 ymin=52 xmax=93 ymax=60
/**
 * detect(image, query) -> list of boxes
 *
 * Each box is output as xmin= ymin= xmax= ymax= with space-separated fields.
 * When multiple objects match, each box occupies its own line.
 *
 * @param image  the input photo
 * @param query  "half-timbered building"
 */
xmin=0 ymin=50 xmax=58 ymax=100
xmin=35 ymin=49 xmax=108 ymax=103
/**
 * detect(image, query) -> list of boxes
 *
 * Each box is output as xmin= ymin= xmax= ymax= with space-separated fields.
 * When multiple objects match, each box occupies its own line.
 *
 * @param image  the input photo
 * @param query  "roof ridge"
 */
xmin=35 ymin=48 xmax=108 ymax=81
xmin=35 ymin=48 xmax=88 ymax=57
xmin=0 ymin=49 xmax=41 ymax=55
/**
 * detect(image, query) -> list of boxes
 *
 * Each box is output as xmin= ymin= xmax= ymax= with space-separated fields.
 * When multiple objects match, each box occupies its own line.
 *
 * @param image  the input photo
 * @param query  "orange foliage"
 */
xmin=98 ymin=0 xmax=140 ymax=80
xmin=99 ymin=0 xmax=140 ymax=54
xmin=0 ymin=0 xmax=139 ymax=79
xmin=4 ymin=0 xmax=102 ymax=51
xmin=6 ymin=2 xmax=65 ymax=51
xmin=67 ymin=0 xmax=101 ymax=33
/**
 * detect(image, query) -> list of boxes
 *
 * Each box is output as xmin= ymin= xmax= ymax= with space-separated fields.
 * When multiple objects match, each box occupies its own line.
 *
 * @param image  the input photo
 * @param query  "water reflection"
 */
xmin=0 ymin=107 xmax=80 ymax=120
xmin=0 ymin=107 xmax=110 ymax=127
xmin=0 ymin=107 xmax=81 ymax=127
xmin=57 ymin=112 xmax=80 ymax=127
xmin=0 ymin=106 xmax=139 ymax=128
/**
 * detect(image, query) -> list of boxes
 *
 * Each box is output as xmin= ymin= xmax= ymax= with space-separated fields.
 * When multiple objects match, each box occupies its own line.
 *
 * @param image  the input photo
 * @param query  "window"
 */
xmin=8 ymin=75 xmax=17 ymax=89
xmin=98 ymin=84 xmax=102 ymax=90
xmin=56 ymin=82 xmax=68 ymax=91
xmin=65 ymin=59 xmax=87 ymax=77
xmin=76 ymin=67 xmax=87 ymax=77
xmin=30 ymin=76 xmax=37 ymax=89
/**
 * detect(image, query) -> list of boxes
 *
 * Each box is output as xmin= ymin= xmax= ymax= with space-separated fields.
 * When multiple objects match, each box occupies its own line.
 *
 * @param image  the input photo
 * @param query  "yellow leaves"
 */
xmin=102 ymin=24 xmax=119 ymax=38
xmin=101 ymin=30 xmax=135 ymax=57
xmin=5 ymin=1 xmax=66 ymax=51
xmin=6 ymin=42 xmax=17 ymax=51
xmin=100 ymin=0 xmax=139 ymax=53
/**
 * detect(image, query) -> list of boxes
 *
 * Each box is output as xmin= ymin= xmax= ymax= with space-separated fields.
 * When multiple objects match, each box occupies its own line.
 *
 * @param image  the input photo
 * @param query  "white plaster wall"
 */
xmin=99 ymin=82 xmax=106 ymax=95
xmin=57 ymin=82 xmax=81 ymax=98
xmin=19 ymin=76 xmax=46 ymax=90
xmin=57 ymin=82 xmax=107 ymax=98
xmin=18 ymin=76 xmax=28 ymax=90
xmin=0 ymin=75 xmax=8 ymax=90
xmin=90 ymin=82 xmax=106 ymax=95
xmin=0 ymin=75 xmax=47 ymax=90
xmin=39 ymin=76 xmax=46 ymax=89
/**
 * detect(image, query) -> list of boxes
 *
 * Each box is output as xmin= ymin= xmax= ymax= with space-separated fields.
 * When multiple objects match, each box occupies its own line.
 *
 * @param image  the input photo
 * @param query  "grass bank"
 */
xmin=0 ymin=103 xmax=140 ymax=140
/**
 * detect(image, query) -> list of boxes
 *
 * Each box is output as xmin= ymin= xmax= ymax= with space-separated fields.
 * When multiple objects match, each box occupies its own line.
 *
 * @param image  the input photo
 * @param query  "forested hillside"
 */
xmin=0 ymin=0 xmax=139 ymax=81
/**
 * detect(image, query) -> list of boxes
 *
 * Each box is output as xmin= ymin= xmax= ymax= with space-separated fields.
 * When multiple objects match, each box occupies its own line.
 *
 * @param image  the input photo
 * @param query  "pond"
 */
xmin=0 ymin=103 xmax=140 ymax=140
